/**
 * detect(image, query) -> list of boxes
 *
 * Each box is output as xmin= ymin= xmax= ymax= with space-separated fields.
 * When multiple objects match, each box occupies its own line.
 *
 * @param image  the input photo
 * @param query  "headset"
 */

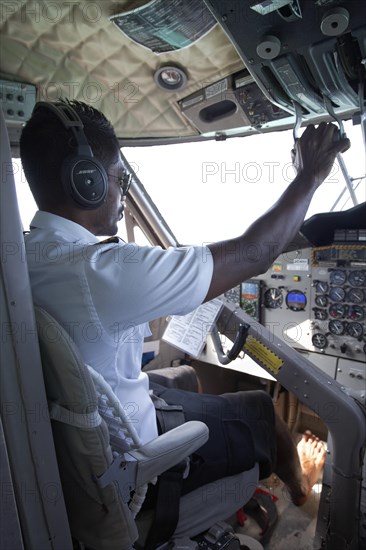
xmin=32 ymin=101 xmax=108 ymax=209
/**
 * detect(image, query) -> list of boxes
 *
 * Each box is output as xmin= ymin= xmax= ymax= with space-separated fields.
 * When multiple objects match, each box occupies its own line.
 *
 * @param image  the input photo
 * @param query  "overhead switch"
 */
xmin=256 ymin=35 xmax=281 ymax=60
xmin=320 ymin=8 xmax=349 ymax=37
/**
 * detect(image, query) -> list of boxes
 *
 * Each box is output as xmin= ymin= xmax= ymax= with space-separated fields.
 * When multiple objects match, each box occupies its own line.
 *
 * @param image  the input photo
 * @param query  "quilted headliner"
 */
xmin=0 ymin=0 xmax=245 ymax=139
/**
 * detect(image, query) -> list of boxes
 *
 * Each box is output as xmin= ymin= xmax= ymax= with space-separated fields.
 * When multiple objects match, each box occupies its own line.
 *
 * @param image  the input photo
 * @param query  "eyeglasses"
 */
xmin=107 ymin=172 xmax=132 ymax=196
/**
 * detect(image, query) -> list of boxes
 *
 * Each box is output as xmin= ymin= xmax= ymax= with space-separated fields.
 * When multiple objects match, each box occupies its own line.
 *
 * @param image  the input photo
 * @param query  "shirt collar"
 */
xmin=29 ymin=211 xmax=99 ymax=244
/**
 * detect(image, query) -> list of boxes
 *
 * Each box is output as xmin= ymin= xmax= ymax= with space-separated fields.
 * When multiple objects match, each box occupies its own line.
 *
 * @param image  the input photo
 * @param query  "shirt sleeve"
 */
xmin=84 ymin=243 xmax=214 ymax=328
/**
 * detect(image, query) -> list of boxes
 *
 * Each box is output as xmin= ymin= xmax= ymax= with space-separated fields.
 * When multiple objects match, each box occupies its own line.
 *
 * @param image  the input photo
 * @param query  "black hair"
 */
xmin=19 ymin=99 xmax=120 ymax=209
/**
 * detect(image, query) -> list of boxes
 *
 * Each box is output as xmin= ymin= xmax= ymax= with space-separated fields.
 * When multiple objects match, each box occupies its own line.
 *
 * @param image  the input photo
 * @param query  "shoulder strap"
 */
xmin=144 ymin=393 xmax=187 ymax=549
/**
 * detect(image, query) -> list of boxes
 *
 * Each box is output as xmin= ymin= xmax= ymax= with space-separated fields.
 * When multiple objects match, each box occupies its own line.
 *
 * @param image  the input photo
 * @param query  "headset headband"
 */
xmin=33 ymin=101 xmax=93 ymax=157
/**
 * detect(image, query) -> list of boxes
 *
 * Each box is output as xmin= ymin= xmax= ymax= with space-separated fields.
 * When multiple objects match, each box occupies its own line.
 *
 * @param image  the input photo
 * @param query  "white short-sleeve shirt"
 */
xmin=25 ymin=211 xmax=213 ymax=444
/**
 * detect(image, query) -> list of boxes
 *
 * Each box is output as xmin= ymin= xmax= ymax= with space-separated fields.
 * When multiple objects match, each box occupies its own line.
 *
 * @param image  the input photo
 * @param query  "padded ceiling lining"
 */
xmin=0 ymin=0 xmax=245 ymax=139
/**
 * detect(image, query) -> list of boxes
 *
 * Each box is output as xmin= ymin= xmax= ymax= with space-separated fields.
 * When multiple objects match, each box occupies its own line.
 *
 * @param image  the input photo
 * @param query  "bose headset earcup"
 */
xmin=62 ymin=154 xmax=108 ymax=209
xmin=32 ymin=101 xmax=109 ymax=209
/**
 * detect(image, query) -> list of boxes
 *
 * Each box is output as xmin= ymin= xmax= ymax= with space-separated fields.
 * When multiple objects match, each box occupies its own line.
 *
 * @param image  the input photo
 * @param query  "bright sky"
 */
xmin=125 ymin=120 xmax=365 ymax=244
xmin=14 ymin=120 xmax=365 ymax=243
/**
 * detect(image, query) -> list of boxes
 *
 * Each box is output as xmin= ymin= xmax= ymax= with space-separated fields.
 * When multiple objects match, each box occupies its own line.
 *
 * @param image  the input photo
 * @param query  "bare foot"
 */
xmin=290 ymin=431 xmax=326 ymax=506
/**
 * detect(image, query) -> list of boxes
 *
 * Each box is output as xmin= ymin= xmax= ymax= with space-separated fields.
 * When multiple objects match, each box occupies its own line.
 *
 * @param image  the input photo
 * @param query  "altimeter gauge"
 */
xmin=264 ymin=288 xmax=283 ymax=309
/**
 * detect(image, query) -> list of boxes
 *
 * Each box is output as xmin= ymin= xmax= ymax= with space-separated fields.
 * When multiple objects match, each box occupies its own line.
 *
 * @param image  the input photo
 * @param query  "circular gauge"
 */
xmin=312 ymin=333 xmax=328 ymax=349
xmin=348 ymin=270 xmax=366 ymax=287
xmin=315 ymin=295 xmax=328 ymax=308
xmin=329 ymin=269 xmax=347 ymax=285
xmin=328 ymin=319 xmax=346 ymax=335
xmin=264 ymin=288 xmax=283 ymax=309
xmin=346 ymin=322 xmax=363 ymax=338
xmin=348 ymin=305 xmax=364 ymax=321
xmin=314 ymin=308 xmax=328 ymax=320
xmin=329 ymin=287 xmax=346 ymax=302
xmin=314 ymin=281 xmax=329 ymax=294
xmin=286 ymin=290 xmax=307 ymax=311
xmin=329 ymin=303 xmax=347 ymax=319
xmin=347 ymin=287 xmax=365 ymax=304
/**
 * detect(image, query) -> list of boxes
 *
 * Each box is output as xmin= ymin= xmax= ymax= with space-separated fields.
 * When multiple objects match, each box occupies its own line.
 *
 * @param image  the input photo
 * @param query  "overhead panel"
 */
xmin=0 ymin=81 xmax=36 ymax=146
xmin=205 ymin=0 xmax=365 ymax=124
xmin=179 ymin=69 xmax=290 ymax=135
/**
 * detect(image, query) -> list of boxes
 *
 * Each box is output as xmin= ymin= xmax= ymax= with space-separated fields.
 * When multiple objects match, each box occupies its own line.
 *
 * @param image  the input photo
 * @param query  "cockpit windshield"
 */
xmin=125 ymin=120 xmax=365 ymax=244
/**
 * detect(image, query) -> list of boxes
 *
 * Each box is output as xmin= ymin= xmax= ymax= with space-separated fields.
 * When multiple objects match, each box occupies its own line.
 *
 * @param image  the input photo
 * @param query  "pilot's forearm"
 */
xmin=204 ymin=171 xmax=317 ymax=301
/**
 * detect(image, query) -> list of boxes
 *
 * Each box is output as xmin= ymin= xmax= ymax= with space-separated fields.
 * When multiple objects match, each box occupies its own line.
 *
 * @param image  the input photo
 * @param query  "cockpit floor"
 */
xmin=229 ymin=473 xmax=321 ymax=550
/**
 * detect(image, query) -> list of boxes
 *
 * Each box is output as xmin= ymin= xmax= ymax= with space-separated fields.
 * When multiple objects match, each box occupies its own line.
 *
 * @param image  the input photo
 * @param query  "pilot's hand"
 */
xmin=291 ymin=122 xmax=350 ymax=187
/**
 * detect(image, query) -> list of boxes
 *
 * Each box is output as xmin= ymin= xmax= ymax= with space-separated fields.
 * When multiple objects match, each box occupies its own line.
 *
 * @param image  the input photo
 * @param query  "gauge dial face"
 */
xmin=264 ymin=288 xmax=283 ymax=308
xmin=328 ymin=319 xmax=345 ymax=335
xmin=312 ymin=333 xmax=328 ymax=349
xmin=329 ymin=269 xmax=347 ymax=285
xmin=346 ymin=322 xmax=363 ymax=338
xmin=315 ymin=295 xmax=328 ymax=308
xmin=286 ymin=290 xmax=307 ymax=311
xmin=348 ymin=305 xmax=364 ymax=321
xmin=347 ymin=288 xmax=365 ymax=304
xmin=329 ymin=287 xmax=346 ymax=302
xmin=314 ymin=308 xmax=328 ymax=320
xmin=329 ymin=304 xmax=347 ymax=319
xmin=348 ymin=270 xmax=366 ymax=287
xmin=314 ymin=281 xmax=329 ymax=294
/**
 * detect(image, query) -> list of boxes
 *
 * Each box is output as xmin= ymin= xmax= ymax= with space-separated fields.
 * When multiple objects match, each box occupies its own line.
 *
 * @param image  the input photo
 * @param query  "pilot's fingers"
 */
xmin=317 ymin=121 xmax=351 ymax=154
xmin=317 ymin=123 xmax=343 ymax=156
xmin=300 ymin=122 xmax=350 ymax=154
xmin=292 ymin=122 xmax=351 ymax=185
xmin=335 ymin=135 xmax=351 ymax=154
xmin=291 ymin=146 xmax=296 ymax=164
xmin=300 ymin=121 xmax=336 ymax=144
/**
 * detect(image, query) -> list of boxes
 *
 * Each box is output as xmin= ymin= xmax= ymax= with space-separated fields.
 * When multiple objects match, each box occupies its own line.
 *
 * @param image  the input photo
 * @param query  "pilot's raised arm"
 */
xmin=205 ymin=122 xmax=350 ymax=301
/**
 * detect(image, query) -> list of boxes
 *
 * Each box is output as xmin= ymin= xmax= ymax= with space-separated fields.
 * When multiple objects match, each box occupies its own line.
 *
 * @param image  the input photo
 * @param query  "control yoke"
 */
xmin=211 ymin=323 xmax=250 ymax=365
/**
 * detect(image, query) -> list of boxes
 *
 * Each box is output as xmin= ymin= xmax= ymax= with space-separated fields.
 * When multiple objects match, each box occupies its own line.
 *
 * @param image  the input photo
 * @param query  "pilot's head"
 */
xmin=20 ymin=99 xmax=128 ymax=236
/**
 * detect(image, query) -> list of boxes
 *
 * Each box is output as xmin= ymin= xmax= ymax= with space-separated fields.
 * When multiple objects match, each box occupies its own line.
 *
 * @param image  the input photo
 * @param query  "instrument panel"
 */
xmin=310 ymin=245 xmax=366 ymax=351
xmin=225 ymin=244 xmax=366 ymax=385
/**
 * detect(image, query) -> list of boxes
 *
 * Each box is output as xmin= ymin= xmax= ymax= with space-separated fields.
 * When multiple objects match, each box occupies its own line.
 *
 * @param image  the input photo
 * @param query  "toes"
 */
xmin=298 ymin=431 xmax=327 ymax=460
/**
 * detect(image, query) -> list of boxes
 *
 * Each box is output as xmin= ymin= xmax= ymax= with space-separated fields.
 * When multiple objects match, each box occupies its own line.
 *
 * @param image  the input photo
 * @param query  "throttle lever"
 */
xmin=291 ymin=100 xmax=303 ymax=158
xmin=292 ymin=100 xmax=303 ymax=144
xmin=323 ymin=96 xmax=346 ymax=141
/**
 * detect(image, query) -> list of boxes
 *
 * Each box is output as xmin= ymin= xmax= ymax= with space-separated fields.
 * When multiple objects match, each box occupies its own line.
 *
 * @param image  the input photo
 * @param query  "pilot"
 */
xmin=20 ymin=100 xmax=349 ymax=525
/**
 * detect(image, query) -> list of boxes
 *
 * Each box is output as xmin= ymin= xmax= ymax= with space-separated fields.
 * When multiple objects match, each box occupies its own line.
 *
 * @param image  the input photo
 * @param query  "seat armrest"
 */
xmin=128 ymin=421 xmax=209 ymax=487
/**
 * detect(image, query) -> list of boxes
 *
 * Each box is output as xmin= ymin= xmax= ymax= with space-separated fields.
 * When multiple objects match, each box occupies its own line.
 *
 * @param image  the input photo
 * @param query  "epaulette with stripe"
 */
xmin=95 ymin=236 xmax=122 ymax=245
